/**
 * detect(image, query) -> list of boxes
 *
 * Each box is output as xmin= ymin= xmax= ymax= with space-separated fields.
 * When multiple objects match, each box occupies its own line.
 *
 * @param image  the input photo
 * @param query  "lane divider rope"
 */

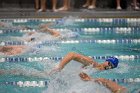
xmin=0 ymin=27 xmax=140 ymax=34
xmin=0 ymin=55 xmax=139 ymax=62
xmin=1 ymin=18 xmax=140 ymax=23
xmin=0 ymin=78 xmax=140 ymax=87
xmin=0 ymin=39 xmax=140 ymax=46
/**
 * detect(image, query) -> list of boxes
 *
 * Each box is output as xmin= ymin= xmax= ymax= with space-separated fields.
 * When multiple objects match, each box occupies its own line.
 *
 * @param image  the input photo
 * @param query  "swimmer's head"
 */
xmin=31 ymin=38 xmax=35 ymax=41
xmin=103 ymin=57 xmax=119 ymax=70
xmin=55 ymin=18 xmax=64 ymax=25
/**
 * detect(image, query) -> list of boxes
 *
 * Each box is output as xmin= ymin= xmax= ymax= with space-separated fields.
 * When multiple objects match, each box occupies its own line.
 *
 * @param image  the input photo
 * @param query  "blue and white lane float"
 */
xmin=60 ymin=39 xmax=140 ymax=44
xmin=0 ymin=55 xmax=139 ymax=62
xmin=1 ymin=18 xmax=140 ymax=28
xmin=0 ymin=39 xmax=140 ymax=46
xmin=1 ymin=18 xmax=140 ymax=23
xmin=0 ymin=81 xmax=47 ymax=87
xmin=0 ymin=29 xmax=36 ymax=34
xmin=0 ymin=27 xmax=140 ymax=34
xmin=0 ymin=78 xmax=140 ymax=87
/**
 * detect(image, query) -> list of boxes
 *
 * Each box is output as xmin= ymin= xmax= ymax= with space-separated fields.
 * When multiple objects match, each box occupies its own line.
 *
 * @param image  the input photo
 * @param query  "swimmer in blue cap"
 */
xmin=105 ymin=57 xmax=119 ymax=70
xmin=50 ymin=52 xmax=119 ymax=74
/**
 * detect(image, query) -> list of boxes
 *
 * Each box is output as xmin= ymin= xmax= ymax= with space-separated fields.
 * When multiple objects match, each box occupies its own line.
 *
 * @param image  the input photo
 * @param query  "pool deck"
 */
xmin=0 ymin=8 xmax=140 ymax=18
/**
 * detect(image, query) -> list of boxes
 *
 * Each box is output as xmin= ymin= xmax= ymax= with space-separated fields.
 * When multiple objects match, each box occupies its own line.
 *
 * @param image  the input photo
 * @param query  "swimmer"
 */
xmin=26 ymin=24 xmax=78 ymax=42
xmin=39 ymin=25 xmax=60 ymax=37
xmin=79 ymin=72 xmax=127 ymax=93
xmin=0 ymin=26 xmax=61 ymax=56
xmin=24 ymin=26 xmax=60 ymax=42
xmin=0 ymin=45 xmax=26 ymax=56
xmin=50 ymin=52 xmax=119 ymax=74
xmin=40 ymin=24 xmax=79 ymax=37
xmin=28 ymin=22 xmax=60 ymax=37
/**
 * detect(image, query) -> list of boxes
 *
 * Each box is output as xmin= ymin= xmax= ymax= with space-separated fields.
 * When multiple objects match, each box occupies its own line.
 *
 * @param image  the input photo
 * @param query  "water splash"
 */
xmin=81 ymin=65 xmax=99 ymax=75
xmin=20 ymin=32 xmax=60 ymax=54
xmin=60 ymin=29 xmax=79 ymax=39
xmin=63 ymin=16 xmax=78 ymax=26
xmin=56 ymin=16 xmax=79 ymax=26
xmin=43 ymin=61 xmax=111 ymax=93
xmin=114 ymin=63 xmax=129 ymax=74
xmin=0 ymin=59 xmax=58 ymax=78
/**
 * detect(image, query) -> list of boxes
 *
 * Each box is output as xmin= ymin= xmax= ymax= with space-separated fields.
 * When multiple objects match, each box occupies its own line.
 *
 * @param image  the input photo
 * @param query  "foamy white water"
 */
xmin=43 ymin=61 xmax=111 ymax=93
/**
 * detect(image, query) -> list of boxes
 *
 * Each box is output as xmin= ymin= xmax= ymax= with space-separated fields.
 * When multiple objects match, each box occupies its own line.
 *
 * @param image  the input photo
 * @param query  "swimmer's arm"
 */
xmin=94 ymin=78 xmax=127 ymax=93
xmin=9 ymin=45 xmax=25 ymax=48
xmin=40 ymin=26 xmax=60 ymax=37
xmin=58 ymin=52 xmax=98 ymax=70
xmin=79 ymin=72 xmax=127 ymax=93
xmin=39 ymin=22 xmax=54 ymax=29
xmin=49 ymin=52 xmax=97 ymax=75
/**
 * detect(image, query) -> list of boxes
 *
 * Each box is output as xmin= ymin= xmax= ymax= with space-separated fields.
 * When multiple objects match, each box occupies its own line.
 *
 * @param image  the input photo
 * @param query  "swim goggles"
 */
xmin=104 ymin=62 xmax=114 ymax=70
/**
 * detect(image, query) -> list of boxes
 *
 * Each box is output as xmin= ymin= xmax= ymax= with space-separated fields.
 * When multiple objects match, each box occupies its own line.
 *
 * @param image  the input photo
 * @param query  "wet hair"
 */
xmin=31 ymin=38 xmax=35 ymax=41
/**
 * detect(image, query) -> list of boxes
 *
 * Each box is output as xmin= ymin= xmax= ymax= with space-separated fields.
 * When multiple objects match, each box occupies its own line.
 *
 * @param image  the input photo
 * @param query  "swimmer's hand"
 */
xmin=53 ymin=31 xmax=60 ymax=37
xmin=79 ymin=72 xmax=92 ymax=81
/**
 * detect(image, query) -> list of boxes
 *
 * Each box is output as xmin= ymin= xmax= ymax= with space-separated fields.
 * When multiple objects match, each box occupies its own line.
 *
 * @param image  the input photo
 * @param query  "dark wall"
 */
xmin=0 ymin=0 xmax=130 ymax=9
xmin=0 ymin=0 xmax=34 ymax=8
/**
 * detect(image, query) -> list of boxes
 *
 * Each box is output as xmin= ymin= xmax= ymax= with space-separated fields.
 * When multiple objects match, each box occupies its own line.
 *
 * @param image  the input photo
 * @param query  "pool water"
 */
xmin=0 ymin=17 xmax=140 ymax=93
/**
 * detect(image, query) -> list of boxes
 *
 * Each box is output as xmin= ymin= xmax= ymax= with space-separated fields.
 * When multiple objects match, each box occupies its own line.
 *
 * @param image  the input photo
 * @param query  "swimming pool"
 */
xmin=0 ymin=17 xmax=140 ymax=93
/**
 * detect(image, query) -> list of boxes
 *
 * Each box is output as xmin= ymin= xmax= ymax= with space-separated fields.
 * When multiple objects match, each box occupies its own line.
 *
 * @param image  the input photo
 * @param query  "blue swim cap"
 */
xmin=106 ymin=57 xmax=119 ymax=68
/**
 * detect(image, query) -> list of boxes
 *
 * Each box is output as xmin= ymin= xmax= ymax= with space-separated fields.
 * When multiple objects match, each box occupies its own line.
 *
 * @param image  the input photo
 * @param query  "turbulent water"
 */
xmin=42 ymin=61 xmax=111 ymax=93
